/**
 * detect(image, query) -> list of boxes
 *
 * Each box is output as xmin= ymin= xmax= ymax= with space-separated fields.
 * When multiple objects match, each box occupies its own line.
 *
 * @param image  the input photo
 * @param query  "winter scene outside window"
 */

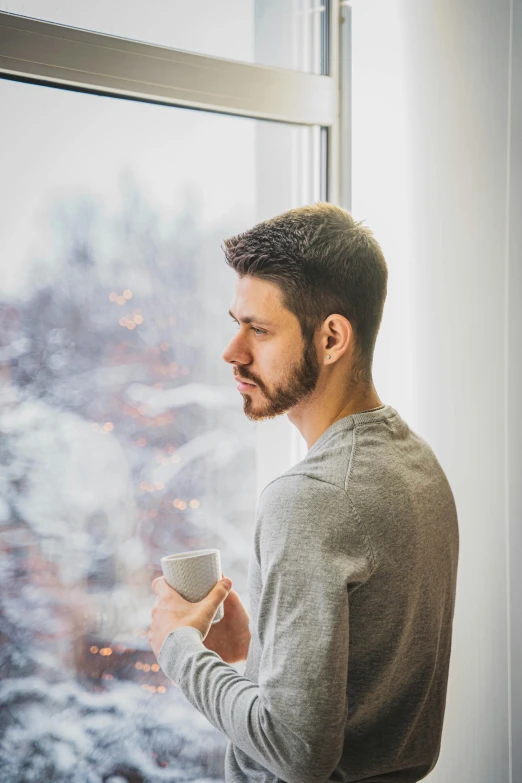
xmin=0 ymin=79 xmax=319 ymax=781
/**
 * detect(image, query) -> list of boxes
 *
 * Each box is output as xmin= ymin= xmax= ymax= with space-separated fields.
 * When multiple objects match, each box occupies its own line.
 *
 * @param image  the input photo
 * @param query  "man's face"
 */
xmin=222 ymin=276 xmax=321 ymax=421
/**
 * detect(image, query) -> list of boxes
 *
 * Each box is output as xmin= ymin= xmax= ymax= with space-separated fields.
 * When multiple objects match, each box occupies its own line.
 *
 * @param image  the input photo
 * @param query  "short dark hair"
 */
xmin=222 ymin=202 xmax=388 ymax=385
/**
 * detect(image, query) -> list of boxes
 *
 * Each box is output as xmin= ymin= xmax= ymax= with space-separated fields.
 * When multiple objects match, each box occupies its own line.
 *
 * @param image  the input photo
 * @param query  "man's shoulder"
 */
xmin=260 ymin=471 xmax=346 ymax=506
xmin=257 ymin=473 xmax=356 ymax=544
xmin=264 ymin=424 xmax=356 ymax=499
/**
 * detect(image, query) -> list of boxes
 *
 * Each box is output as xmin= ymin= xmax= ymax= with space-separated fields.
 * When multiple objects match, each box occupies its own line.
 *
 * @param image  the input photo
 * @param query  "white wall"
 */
xmin=352 ymin=1 xmax=521 ymax=781
xmin=509 ymin=4 xmax=522 ymax=780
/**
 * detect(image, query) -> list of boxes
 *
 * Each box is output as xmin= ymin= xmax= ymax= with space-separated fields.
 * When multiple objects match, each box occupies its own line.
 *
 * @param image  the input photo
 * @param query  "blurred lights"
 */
xmin=141 ymin=684 xmax=163 ymax=693
xmin=119 ymin=314 xmax=143 ymax=329
xmin=142 ymin=413 xmax=175 ymax=427
xmin=172 ymin=498 xmax=199 ymax=509
xmin=84 ymin=275 xmax=205 ymax=687
xmin=172 ymin=499 xmax=186 ymax=510
xmin=140 ymin=482 xmax=156 ymax=493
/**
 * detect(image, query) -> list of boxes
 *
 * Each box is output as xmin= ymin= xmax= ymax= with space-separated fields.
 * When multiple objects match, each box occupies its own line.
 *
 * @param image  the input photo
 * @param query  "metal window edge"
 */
xmin=0 ymin=10 xmax=336 ymax=127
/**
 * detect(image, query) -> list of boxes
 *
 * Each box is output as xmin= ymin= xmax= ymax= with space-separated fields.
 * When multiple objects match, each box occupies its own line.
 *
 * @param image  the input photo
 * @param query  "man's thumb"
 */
xmin=220 ymin=578 xmax=232 ymax=591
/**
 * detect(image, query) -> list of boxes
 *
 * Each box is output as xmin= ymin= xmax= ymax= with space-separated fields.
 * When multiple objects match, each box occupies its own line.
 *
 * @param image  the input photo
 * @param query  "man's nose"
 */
xmin=222 ymin=333 xmax=248 ymax=365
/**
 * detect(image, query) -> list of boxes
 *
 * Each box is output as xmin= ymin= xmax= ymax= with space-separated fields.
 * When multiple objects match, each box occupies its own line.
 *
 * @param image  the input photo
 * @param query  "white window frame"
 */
xmin=0 ymin=2 xmax=351 ymax=488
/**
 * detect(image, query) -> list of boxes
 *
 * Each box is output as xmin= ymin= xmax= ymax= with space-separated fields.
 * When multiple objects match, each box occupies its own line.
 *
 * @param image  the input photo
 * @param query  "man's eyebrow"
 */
xmin=228 ymin=309 xmax=275 ymax=327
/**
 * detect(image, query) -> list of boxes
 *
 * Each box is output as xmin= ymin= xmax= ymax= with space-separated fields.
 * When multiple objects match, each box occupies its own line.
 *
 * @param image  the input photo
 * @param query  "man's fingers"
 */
xmin=151 ymin=576 xmax=171 ymax=594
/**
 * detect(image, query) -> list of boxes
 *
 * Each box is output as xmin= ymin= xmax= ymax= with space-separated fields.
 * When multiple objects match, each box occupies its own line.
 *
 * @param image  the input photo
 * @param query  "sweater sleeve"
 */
xmin=158 ymin=474 xmax=375 ymax=783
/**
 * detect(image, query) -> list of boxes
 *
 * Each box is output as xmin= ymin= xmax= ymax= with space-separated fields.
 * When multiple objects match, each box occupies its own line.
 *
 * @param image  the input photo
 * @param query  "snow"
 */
xmin=0 ymin=162 xmax=256 ymax=782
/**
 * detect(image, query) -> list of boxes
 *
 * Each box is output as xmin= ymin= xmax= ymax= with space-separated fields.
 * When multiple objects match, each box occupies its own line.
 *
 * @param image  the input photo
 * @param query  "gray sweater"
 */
xmin=158 ymin=404 xmax=459 ymax=783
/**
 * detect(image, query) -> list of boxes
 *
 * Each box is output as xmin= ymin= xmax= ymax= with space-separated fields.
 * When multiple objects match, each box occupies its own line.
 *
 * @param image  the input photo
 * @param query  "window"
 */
xmin=0 ymin=4 xmax=346 ymax=779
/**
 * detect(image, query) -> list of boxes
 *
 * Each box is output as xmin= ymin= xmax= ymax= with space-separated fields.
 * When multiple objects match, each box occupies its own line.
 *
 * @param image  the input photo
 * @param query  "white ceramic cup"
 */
xmin=160 ymin=548 xmax=224 ymax=624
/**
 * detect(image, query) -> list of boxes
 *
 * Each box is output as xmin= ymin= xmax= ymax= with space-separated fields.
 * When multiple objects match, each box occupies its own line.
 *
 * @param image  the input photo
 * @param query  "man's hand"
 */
xmin=202 ymin=578 xmax=251 ymax=664
xmin=148 ymin=575 xmax=232 ymax=660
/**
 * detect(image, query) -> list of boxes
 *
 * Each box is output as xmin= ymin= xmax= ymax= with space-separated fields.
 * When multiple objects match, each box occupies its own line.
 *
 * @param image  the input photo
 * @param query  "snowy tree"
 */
xmin=0 ymin=174 xmax=256 ymax=781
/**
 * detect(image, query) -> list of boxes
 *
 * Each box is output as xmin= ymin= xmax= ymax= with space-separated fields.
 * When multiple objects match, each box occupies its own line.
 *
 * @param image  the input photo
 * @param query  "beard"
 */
xmin=239 ymin=334 xmax=321 ymax=421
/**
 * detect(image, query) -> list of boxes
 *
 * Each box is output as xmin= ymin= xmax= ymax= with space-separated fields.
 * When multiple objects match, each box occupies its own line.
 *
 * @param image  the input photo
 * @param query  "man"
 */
xmin=149 ymin=203 xmax=459 ymax=783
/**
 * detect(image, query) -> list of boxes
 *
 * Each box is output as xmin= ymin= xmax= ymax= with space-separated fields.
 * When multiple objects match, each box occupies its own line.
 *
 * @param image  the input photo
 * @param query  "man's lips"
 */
xmin=235 ymin=376 xmax=257 ymax=388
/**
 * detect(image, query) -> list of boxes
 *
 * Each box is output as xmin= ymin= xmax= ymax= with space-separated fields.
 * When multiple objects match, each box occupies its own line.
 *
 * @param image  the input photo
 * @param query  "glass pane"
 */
xmin=0 ymin=0 xmax=327 ymax=74
xmin=0 ymin=78 xmax=319 ymax=781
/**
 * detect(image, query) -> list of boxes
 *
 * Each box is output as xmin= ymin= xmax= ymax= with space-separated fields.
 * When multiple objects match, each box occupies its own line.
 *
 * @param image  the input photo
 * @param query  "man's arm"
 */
xmin=158 ymin=474 xmax=375 ymax=783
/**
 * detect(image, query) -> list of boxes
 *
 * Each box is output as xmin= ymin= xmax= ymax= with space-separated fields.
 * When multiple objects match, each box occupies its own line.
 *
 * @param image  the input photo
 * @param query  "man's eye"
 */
xmin=231 ymin=321 xmax=265 ymax=335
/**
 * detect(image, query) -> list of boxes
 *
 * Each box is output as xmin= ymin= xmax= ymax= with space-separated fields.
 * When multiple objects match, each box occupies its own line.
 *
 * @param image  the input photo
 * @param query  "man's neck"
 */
xmin=288 ymin=386 xmax=383 ymax=450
